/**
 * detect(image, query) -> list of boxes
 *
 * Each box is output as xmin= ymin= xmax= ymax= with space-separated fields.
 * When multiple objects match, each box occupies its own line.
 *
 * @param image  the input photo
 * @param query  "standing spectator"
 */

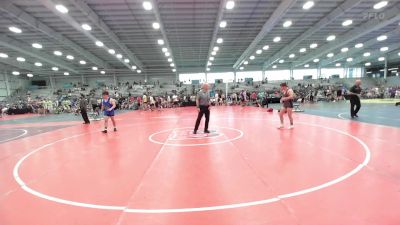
xmin=80 ymin=95 xmax=90 ymax=124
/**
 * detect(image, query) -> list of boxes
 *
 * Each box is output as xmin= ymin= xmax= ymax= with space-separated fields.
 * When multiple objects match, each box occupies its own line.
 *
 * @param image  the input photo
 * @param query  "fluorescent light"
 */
xmin=342 ymin=19 xmax=353 ymax=27
xmin=168 ymin=58 xmax=173 ymax=62
xmin=263 ymin=45 xmax=269 ymax=50
xmin=273 ymin=37 xmax=281 ymax=42
xmin=55 ymin=4 xmax=68 ymax=13
xmin=310 ymin=43 xmax=318 ymax=49
xmin=9 ymin=26 xmax=22 ymax=33
xmin=162 ymin=47 xmax=168 ymax=53
xmin=64 ymin=72 xmax=70 ymax=76
xmin=378 ymin=57 xmax=385 ymax=61
xmin=377 ymin=35 xmax=387 ymax=41
xmin=27 ymin=73 xmax=33 ymax=78
xmin=116 ymin=54 xmax=122 ymax=59
xmin=299 ymin=48 xmax=306 ymax=53
xmin=346 ymin=57 xmax=353 ymax=62
xmin=137 ymin=70 xmax=142 ymax=74
xmin=108 ymin=49 xmax=115 ymax=55
xmin=398 ymin=52 xmax=400 ymax=56
xmin=304 ymin=64 xmax=310 ymax=68
xmin=206 ymin=68 xmax=210 ymax=71
xmin=336 ymin=63 xmax=341 ymax=67
xmin=289 ymin=53 xmax=295 ymax=58
xmin=170 ymin=63 xmax=175 ymax=67
xmin=341 ymin=47 xmax=349 ymax=52
xmin=207 ymin=61 xmax=212 ymax=66
xmin=209 ymin=57 xmax=214 ymax=61
xmin=52 ymin=67 xmax=59 ymax=71
xmin=244 ymin=61 xmax=249 ymax=65
xmin=373 ymin=1 xmax=388 ymax=9
xmin=95 ymin=41 xmax=104 ymax=47
xmin=34 ymin=62 xmax=42 ymax=67
xmin=132 ymin=65 xmax=137 ymax=70
xmin=12 ymin=71 xmax=20 ymax=75
xmin=363 ymin=52 xmax=371 ymax=57
xmin=143 ymin=1 xmax=153 ymax=10
xmin=66 ymin=55 xmax=74 ymax=60
xmin=355 ymin=43 xmax=363 ymax=48
xmin=303 ymin=1 xmax=314 ymax=10
xmin=283 ymin=20 xmax=292 ymax=28
xmin=172 ymin=69 xmax=176 ymax=72
xmin=165 ymin=52 xmax=170 ymax=57
xmin=249 ymin=55 xmax=255 ymax=60
xmin=226 ymin=1 xmax=235 ymax=10
xmin=239 ymin=67 xmax=244 ymax=70
xmin=213 ymin=46 xmax=219 ymax=51
xmin=279 ymin=59 xmax=285 ymax=63
xmin=124 ymin=59 xmax=130 ymax=63
xmin=92 ymin=66 xmax=98 ymax=70
xmin=79 ymin=60 xmax=86 ymax=65
xmin=327 ymin=53 xmax=334 ymax=58
xmin=327 ymin=35 xmax=336 ymax=41
xmin=54 ymin=50 xmax=62 ymax=56
xmin=100 ymin=71 xmax=105 ymax=74
xmin=157 ymin=39 xmax=165 ymax=45
xmin=365 ymin=62 xmax=371 ymax=66
xmin=380 ymin=46 xmax=388 ymax=52
xmin=81 ymin=24 xmax=92 ymax=31
xmin=256 ymin=49 xmax=262 ymax=54
xmin=313 ymin=58 xmax=319 ymax=63
xmin=32 ymin=43 xmax=42 ymax=49
xmin=0 ymin=53 xmax=8 ymax=58
xmin=152 ymin=22 xmax=160 ymax=30
xmin=272 ymin=65 xmax=277 ymax=69
xmin=211 ymin=51 xmax=217 ymax=56
xmin=16 ymin=57 xmax=25 ymax=62
xmin=219 ymin=21 xmax=227 ymax=28
xmin=216 ymin=38 xmax=223 ymax=44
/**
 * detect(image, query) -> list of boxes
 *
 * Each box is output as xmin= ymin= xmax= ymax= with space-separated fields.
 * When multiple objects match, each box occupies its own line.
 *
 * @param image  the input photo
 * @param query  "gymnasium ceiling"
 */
xmin=0 ymin=0 xmax=399 ymax=78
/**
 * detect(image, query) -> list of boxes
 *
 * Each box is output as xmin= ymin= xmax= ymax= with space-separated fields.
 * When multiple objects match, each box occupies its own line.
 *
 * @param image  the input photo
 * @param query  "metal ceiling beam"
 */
xmin=320 ymin=27 xmax=400 ymax=67
xmin=204 ymin=0 xmax=227 ymax=73
xmin=146 ymin=0 xmax=177 ymax=75
xmin=0 ymin=35 xmax=78 ymax=73
xmin=346 ymin=43 xmax=400 ymax=66
xmin=263 ymin=0 xmax=363 ymax=70
xmin=294 ymin=3 xmax=400 ymax=67
xmin=66 ymin=0 xmax=143 ymax=69
xmin=0 ymin=0 xmax=111 ymax=69
xmin=37 ymin=0 xmax=142 ymax=70
xmin=233 ymin=0 xmax=297 ymax=69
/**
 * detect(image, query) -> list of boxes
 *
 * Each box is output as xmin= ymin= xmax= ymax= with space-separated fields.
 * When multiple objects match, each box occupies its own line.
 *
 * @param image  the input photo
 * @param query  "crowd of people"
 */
xmin=1 ymin=79 xmax=400 ymax=118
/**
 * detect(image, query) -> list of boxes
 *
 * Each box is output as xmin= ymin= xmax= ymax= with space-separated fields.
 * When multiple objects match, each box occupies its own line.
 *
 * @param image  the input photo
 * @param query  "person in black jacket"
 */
xmin=80 ymin=94 xmax=90 ymax=124
xmin=348 ymin=80 xmax=362 ymax=118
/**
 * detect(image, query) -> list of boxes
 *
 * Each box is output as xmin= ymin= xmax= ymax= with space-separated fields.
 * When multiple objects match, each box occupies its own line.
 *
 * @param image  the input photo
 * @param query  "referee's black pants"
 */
xmin=81 ymin=108 xmax=90 ymax=124
xmin=194 ymin=105 xmax=210 ymax=132
xmin=350 ymin=96 xmax=361 ymax=117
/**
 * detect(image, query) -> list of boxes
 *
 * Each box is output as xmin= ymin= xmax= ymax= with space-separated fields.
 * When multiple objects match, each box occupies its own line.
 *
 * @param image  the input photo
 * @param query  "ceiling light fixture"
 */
xmin=9 ymin=26 xmax=22 ymax=33
xmin=327 ymin=35 xmax=336 ymax=41
xmin=303 ymin=1 xmax=314 ymax=10
xmin=143 ymin=1 xmax=153 ymax=10
xmin=81 ymin=24 xmax=92 ymax=31
xmin=226 ymin=1 xmax=235 ymax=10
xmin=55 ymin=4 xmax=68 ymax=14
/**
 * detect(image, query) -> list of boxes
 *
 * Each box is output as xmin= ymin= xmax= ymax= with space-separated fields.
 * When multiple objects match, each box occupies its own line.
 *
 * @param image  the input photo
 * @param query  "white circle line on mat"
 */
xmin=0 ymin=129 xmax=28 ymax=143
xmin=148 ymin=126 xmax=242 ymax=146
xmin=13 ymin=119 xmax=370 ymax=213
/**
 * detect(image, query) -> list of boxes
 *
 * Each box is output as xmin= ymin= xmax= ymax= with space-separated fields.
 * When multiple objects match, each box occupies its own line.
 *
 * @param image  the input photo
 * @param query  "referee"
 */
xmin=193 ymin=83 xmax=211 ymax=134
xmin=348 ymin=79 xmax=362 ymax=118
